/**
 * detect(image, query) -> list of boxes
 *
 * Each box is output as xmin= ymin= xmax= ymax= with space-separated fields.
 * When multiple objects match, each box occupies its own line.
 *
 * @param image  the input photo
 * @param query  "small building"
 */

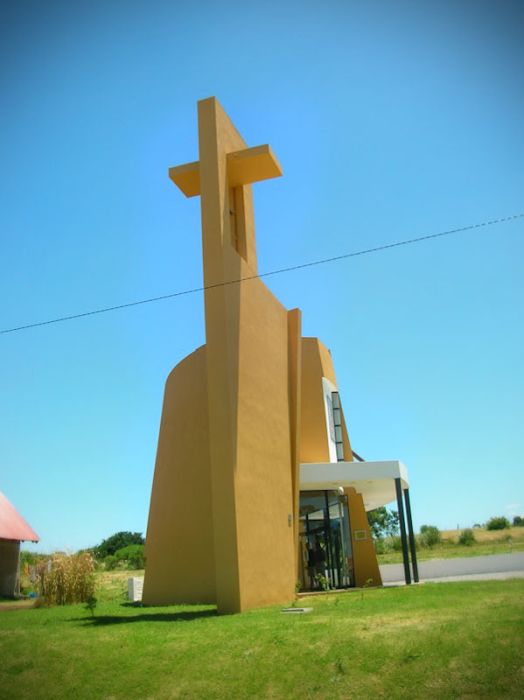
xmin=0 ymin=491 xmax=39 ymax=597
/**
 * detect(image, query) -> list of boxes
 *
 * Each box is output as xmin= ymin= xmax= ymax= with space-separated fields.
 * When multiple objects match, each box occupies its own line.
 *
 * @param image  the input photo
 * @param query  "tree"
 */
xmin=513 ymin=516 xmax=524 ymax=527
xmin=486 ymin=516 xmax=510 ymax=531
xmin=367 ymin=507 xmax=399 ymax=539
xmin=94 ymin=531 xmax=144 ymax=559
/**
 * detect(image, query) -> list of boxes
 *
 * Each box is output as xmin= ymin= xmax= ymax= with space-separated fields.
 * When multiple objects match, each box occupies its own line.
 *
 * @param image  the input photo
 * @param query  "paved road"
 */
xmin=380 ymin=552 xmax=524 ymax=584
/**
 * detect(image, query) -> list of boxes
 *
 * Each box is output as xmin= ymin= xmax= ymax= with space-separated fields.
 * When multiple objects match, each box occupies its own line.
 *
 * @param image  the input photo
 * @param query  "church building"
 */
xmin=143 ymin=98 xmax=417 ymax=614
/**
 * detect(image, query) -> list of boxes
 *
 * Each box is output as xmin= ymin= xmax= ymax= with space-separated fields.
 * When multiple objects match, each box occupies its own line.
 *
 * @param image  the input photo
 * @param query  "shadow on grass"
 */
xmin=73 ymin=608 xmax=217 ymax=626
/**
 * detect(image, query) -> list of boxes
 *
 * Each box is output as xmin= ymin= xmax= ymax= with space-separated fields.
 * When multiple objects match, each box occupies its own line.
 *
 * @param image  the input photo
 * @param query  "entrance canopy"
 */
xmin=300 ymin=460 xmax=409 ymax=512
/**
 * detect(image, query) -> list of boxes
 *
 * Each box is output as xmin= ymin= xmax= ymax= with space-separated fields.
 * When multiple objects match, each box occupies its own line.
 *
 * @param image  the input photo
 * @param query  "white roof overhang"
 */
xmin=299 ymin=460 xmax=409 ymax=512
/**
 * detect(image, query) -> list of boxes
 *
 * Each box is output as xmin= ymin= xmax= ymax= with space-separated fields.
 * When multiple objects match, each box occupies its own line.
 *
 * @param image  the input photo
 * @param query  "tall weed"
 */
xmin=36 ymin=552 xmax=95 ymax=605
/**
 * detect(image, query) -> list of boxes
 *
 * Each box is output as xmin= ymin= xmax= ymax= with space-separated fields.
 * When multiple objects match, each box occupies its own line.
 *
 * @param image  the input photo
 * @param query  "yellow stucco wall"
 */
xmin=346 ymin=487 xmax=383 ymax=587
xmin=300 ymin=337 xmax=354 ymax=463
xmin=143 ymin=346 xmax=216 ymax=604
xmin=288 ymin=309 xmax=302 ymax=574
xmin=198 ymin=98 xmax=296 ymax=612
xmin=300 ymin=338 xmax=332 ymax=464
xmin=231 ymin=278 xmax=297 ymax=610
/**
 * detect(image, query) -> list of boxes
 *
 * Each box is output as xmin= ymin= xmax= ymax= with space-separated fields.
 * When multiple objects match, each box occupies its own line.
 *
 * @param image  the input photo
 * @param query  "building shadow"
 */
xmin=72 ymin=608 xmax=217 ymax=626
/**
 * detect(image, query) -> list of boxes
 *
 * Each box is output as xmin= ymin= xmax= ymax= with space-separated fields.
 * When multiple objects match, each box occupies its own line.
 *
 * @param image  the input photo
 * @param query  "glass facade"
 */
xmin=298 ymin=490 xmax=354 ymax=591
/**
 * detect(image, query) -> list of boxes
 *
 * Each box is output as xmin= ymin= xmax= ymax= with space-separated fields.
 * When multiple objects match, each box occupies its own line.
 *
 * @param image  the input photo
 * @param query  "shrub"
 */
xmin=419 ymin=525 xmax=441 ymax=548
xmin=486 ymin=516 xmax=510 ymax=531
xmin=84 ymin=596 xmax=97 ymax=617
xmin=513 ymin=516 xmax=524 ymax=527
xmin=374 ymin=539 xmax=387 ymax=555
xmin=458 ymin=529 xmax=476 ymax=546
xmin=36 ymin=552 xmax=95 ymax=606
xmin=94 ymin=531 xmax=144 ymax=559
xmin=104 ymin=555 xmax=119 ymax=571
xmin=391 ymin=536 xmax=403 ymax=552
xmin=20 ymin=550 xmax=39 ymax=567
xmin=114 ymin=544 xmax=145 ymax=570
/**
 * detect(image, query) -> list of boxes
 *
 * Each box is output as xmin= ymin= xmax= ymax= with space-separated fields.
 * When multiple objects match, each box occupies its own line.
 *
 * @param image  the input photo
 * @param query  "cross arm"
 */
xmin=227 ymin=144 xmax=282 ymax=187
xmin=168 ymin=160 xmax=200 ymax=198
xmin=169 ymin=144 xmax=282 ymax=198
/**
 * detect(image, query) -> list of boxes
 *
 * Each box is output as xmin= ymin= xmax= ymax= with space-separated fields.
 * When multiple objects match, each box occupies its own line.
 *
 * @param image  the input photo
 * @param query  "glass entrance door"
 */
xmin=298 ymin=490 xmax=354 ymax=591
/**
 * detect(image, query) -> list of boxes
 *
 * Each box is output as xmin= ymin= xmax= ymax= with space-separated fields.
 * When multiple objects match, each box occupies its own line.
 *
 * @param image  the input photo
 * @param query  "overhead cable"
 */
xmin=1 ymin=212 xmax=522 ymax=336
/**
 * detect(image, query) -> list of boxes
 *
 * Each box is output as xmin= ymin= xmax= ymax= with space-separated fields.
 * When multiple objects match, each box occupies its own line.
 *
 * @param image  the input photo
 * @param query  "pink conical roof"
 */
xmin=0 ymin=491 xmax=39 ymax=542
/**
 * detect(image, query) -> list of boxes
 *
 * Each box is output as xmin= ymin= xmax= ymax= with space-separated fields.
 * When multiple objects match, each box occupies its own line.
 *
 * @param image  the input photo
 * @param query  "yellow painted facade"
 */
xmin=143 ymin=98 xmax=382 ymax=612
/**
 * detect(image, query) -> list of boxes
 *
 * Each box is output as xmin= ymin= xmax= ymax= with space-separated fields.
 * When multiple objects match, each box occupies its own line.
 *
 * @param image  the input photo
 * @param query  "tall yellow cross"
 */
xmin=167 ymin=97 xmax=282 ymax=273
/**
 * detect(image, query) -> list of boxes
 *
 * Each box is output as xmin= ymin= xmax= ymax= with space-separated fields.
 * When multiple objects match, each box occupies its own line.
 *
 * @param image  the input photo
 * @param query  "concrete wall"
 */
xmin=198 ymin=98 xmax=297 ymax=612
xmin=300 ymin=338 xmax=353 ymax=464
xmin=346 ymin=488 xmax=383 ymax=587
xmin=143 ymin=346 xmax=215 ymax=604
xmin=0 ymin=539 xmax=20 ymax=597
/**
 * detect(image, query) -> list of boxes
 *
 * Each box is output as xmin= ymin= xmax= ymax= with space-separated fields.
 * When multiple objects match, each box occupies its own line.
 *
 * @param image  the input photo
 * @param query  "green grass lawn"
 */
xmin=1 ymin=577 xmax=523 ymax=699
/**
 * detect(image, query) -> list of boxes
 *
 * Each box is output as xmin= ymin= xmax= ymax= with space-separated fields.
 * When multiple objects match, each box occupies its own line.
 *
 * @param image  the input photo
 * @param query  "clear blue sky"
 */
xmin=1 ymin=0 xmax=523 ymax=552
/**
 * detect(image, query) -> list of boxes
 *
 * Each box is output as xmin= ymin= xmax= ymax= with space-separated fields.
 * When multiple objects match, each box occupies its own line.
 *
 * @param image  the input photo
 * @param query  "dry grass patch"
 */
xmin=442 ymin=526 xmax=523 ymax=543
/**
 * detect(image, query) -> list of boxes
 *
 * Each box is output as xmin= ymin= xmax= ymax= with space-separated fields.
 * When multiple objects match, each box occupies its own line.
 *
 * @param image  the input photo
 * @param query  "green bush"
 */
xmin=104 ymin=555 xmax=119 ymax=571
xmin=374 ymin=539 xmax=387 ymax=554
xmin=114 ymin=544 xmax=145 ymax=570
xmin=513 ymin=516 xmax=524 ymax=527
xmin=419 ymin=525 xmax=441 ymax=548
xmin=94 ymin=531 xmax=144 ymax=559
xmin=458 ymin=529 xmax=476 ymax=546
xmin=391 ymin=536 xmax=403 ymax=552
xmin=486 ymin=517 xmax=510 ymax=531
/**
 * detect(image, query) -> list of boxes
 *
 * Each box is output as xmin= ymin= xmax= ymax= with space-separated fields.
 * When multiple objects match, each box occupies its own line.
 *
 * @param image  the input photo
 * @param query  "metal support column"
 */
xmin=403 ymin=487 xmax=419 ymax=583
xmin=395 ymin=477 xmax=411 ymax=585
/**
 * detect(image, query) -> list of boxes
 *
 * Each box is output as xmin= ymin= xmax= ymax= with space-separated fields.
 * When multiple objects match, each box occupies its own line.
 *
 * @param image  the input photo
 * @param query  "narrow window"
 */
xmin=331 ymin=392 xmax=345 ymax=461
xmin=229 ymin=186 xmax=247 ymax=260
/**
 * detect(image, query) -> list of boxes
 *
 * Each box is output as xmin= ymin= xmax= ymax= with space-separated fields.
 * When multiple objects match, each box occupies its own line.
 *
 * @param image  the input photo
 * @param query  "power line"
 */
xmin=1 ymin=212 xmax=522 ymax=336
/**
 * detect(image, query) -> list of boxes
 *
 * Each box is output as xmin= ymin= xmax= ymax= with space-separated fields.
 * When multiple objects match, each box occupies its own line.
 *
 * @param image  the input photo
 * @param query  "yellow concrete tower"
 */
xmin=143 ymin=98 xmax=301 ymax=612
xmin=143 ymin=98 xmax=387 ymax=614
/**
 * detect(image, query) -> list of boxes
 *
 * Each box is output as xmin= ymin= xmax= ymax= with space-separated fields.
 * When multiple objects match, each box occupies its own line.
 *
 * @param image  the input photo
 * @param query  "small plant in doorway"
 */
xmin=315 ymin=574 xmax=330 ymax=591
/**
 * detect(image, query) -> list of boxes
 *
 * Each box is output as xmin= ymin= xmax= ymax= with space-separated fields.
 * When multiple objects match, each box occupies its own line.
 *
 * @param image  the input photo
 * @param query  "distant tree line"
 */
xmin=486 ymin=516 xmax=524 ymax=530
xmin=367 ymin=510 xmax=524 ymax=556
xmin=92 ymin=531 xmax=145 ymax=570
